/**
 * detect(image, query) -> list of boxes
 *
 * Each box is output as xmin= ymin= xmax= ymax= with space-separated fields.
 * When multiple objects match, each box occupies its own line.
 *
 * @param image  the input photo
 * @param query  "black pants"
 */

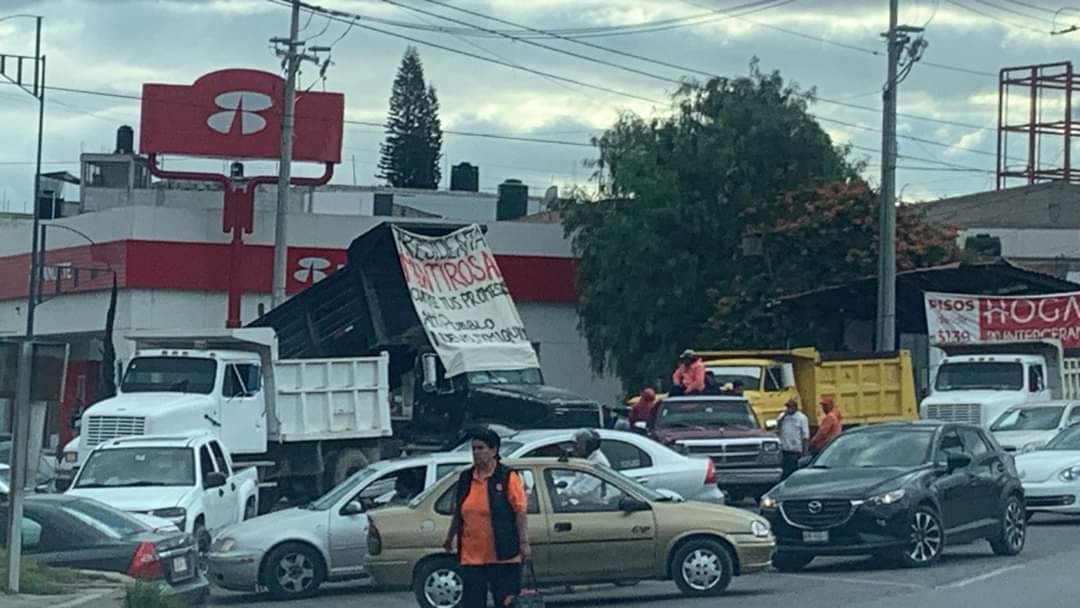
xmin=781 ymin=450 xmax=802 ymax=480
xmin=462 ymin=563 xmax=522 ymax=608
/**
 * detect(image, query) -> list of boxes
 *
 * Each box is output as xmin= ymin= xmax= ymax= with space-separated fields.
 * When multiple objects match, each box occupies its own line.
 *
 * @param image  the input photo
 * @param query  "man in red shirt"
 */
xmin=672 ymin=350 xmax=706 ymax=395
xmin=810 ymin=397 xmax=842 ymax=455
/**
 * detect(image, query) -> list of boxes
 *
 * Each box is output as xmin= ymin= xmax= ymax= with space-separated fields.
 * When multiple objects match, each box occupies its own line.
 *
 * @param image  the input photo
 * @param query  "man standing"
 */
xmin=809 ymin=397 xmax=842 ymax=455
xmin=777 ymin=399 xmax=809 ymax=480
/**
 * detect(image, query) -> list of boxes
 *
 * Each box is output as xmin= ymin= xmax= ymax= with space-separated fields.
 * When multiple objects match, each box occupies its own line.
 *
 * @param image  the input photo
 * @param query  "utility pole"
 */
xmin=876 ymin=1 xmax=925 ymax=352
xmin=270 ymin=0 xmax=302 ymax=309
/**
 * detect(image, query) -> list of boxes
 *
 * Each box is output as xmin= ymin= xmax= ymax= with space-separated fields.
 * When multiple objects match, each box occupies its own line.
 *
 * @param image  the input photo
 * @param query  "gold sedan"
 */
xmin=365 ymin=457 xmax=775 ymax=608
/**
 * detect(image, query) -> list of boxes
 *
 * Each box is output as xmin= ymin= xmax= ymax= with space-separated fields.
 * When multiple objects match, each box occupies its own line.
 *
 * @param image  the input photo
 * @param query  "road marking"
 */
xmin=936 ymin=565 xmax=1025 ymax=590
xmin=783 ymin=573 xmax=926 ymax=589
xmin=50 ymin=589 xmax=117 ymax=608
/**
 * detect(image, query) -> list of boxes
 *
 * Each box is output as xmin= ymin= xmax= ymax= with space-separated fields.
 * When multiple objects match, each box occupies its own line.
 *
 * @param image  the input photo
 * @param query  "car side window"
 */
xmin=939 ymin=429 xmax=965 ymax=458
xmin=436 ymin=463 xmax=466 ymax=481
xmin=432 ymin=469 xmax=538 ymax=515
xmin=199 ymin=446 xmax=216 ymax=480
xmin=544 ymin=468 xmax=627 ymax=513
xmin=20 ymin=516 xmax=42 ymax=550
xmin=355 ymin=466 xmax=427 ymax=508
xmin=1068 ymin=407 xmax=1080 ymax=425
xmin=208 ymin=441 xmax=231 ymax=477
xmin=600 ymin=440 xmax=653 ymax=471
xmin=958 ymin=428 xmax=991 ymax=459
xmin=435 ymin=485 xmax=456 ymax=516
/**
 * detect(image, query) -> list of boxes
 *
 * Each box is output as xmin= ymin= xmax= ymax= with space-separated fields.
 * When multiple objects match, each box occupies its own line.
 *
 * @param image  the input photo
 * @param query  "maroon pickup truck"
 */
xmin=649 ymin=396 xmax=783 ymax=502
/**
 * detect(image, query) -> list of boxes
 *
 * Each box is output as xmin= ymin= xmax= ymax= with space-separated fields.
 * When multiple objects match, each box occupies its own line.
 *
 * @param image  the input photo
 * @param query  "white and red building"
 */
xmin=0 ymin=150 xmax=621 ymax=448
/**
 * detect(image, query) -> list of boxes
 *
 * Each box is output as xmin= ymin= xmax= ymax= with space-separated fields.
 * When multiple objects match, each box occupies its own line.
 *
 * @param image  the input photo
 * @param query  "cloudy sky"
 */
xmin=2 ymin=0 xmax=1080 ymax=213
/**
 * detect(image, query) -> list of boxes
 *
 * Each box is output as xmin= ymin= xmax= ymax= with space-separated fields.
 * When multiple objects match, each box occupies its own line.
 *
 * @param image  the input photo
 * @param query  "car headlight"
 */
xmin=1022 ymin=441 xmax=1045 ymax=453
xmin=150 ymin=506 xmax=187 ymax=521
xmin=867 ymin=489 xmax=906 ymax=505
xmin=211 ymin=537 xmax=237 ymax=553
xmin=63 ymin=451 xmax=78 ymax=463
xmin=750 ymin=520 xmax=770 ymax=538
xmin=761 ymin=441 xmax=779 ymax=452
xmin=1059 ymin=466 xmax=1080 ymax=482
xmin=760 ymin=495 xmax=778 ymax=509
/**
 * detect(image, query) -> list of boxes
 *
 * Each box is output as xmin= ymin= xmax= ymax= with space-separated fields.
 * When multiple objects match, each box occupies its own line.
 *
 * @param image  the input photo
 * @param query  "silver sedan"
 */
xmin=206 ymin=451 xmax=472 ymax=599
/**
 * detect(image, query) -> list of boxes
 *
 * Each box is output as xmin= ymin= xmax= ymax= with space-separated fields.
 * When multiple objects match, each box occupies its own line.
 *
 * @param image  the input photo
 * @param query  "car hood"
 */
xmin=772 ymin=466 xmax=920 ymax=500
xmin=1015 ymin=450 xmax=1080 ymax=483
xmin=992 ymin=429 xmax=1057 ymax=451
xmin=654 ymin=427 xmax=770 ymax=442
xmin=66 ymin=486 xmax=195 ymax=512
xmin=922 ymin=391 xmax=1024 ymax=406
xmin=215 ymin=507 xmax=332 ymax=551
xmin=652 ymin=499 xmax=768 ymax=533
xmin=90 ymin=392 xmax=215 ymax=416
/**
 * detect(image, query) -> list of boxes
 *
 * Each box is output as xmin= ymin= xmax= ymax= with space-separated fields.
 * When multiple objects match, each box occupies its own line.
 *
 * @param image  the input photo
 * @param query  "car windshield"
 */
xmin=655 ymin=399 xmax=760 ymax=430
xmin=935 ymin=362 xmax=1023 ymax=391
xmin=60 ymin=499 xmax=149 ymax=536
xmin=75 ymin=448 xmax=195 ymax=488
xmin=1044 ymin=425 xmax=1080 ymax=450
xmin=707 ymin=366 xmax=762 ymax=390
xmin=121 ymin=357 xmax=216 ymax=394
xmin=991 ymin=406 xmax=1065 ymax=431
xmin=813 ymin=429 xmax=935 ymax=468
xmin=308 ymin=466 xmax=381 ymax=510
xmin=466 ymin=369 xmax=544 ymax=386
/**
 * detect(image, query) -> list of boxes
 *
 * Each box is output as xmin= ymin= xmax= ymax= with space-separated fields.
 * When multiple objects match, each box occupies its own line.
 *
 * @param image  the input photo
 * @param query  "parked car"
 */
xmin=207 ymin=450 xmax=473 ymax=598
xmin=760 ymin=421 xmax=1026 ymax=571
xmin=66 ymin=433 xmax=259 ymax=554
xmin=455 ymin=428 xmax=725 ymax=504
xmin=0 ymin=437 xmax=58 ymax=492
xmin=991 ymin=401 xmax=1080 ymax=452
xmin=1015 ymin=423 xmax=1080 ymax=518
xmin=366 ymin=457 xmax=775 ymax=608
xmin=0 ymin=494 xmax=208 ymax=604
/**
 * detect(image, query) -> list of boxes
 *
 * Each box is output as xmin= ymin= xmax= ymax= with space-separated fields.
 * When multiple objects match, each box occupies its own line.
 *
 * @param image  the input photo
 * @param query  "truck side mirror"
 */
xmin=421 ymin=353 xmax=439 ymax=392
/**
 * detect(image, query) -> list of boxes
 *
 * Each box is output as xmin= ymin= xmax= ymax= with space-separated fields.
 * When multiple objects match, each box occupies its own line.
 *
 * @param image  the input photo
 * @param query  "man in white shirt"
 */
xmin=563 ymin=429 xmax=611 ymax=502
xmin=776 ymin=399 xmax=810 ymax=480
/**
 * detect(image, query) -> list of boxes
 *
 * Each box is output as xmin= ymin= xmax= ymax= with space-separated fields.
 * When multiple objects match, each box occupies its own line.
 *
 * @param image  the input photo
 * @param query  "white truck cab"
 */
xmin=921 ymin=340 xmax=1080 ymax=429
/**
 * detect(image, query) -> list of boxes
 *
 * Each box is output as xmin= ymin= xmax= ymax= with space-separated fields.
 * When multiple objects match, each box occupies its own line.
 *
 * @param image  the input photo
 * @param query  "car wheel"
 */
xmin=897 ymin=507 xmax=944 ymax=568
xmin=672 ymin=539 xmax=734 ymax=597
xmin=263 ymin=542 xmax=325 ymax=599
xmin=771 ymin=552 xmax=813 ymax=572
xmin=414 ymin=557 xmax=465 ymax=608
xmin=989 ymin=495 xmax=1026 ymax=556
xmin=193 ymin=521 xmax=211 ymax=572
xmin=243 ymin=497 xmax=257 ymax=521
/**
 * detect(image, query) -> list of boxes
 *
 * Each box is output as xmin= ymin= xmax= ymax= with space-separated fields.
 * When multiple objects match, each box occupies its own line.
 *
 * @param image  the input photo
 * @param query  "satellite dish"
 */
xmin=543 ymin=185 xmax=559 ymax=206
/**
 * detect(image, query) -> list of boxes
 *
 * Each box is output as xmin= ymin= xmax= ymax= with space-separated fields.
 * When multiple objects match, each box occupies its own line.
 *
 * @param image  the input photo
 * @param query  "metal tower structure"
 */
xmin=997 ymin=61 xmax=1080 ymax=189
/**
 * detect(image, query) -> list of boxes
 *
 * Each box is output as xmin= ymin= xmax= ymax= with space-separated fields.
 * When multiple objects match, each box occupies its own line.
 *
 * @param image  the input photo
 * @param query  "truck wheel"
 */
xmin=263 ymin=542 xmax=325 ymax=599
xmin=332 ymin=449 xmax=370 ymax=486
xmin=414 ymin=556 xmax=464 ymax=608
xmin=671 ymin=539 xmax=733 ymax=597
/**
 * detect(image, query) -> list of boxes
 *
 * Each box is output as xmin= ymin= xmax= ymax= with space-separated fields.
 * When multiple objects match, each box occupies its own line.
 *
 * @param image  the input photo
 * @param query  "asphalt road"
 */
xmin=209 ymin=513 xmax=1080 ymax=608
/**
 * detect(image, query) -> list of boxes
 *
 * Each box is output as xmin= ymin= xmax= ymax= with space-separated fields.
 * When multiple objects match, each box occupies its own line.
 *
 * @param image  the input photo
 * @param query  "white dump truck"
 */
xmin=920 ymin=340 xmax=1080 ymax=429
xmin=58 ymin=328 xmax=392 ymax=508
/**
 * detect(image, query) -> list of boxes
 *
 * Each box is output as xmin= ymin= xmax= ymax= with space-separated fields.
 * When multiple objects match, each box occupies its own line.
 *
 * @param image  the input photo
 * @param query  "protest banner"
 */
xmin=925 ymin=291 xmax=1080 ymax=348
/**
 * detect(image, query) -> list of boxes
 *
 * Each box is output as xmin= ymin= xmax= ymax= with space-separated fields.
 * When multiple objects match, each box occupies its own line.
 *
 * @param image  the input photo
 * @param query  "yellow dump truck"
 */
xmin=696 ymin=348 xmax=919 ymax=427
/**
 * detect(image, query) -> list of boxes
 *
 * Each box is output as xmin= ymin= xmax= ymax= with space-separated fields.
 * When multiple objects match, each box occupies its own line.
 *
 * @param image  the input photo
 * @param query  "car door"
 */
xmin=208 ymin=440 xmax=239 ymax=524
xmin=961 ymin=428 xmax=1011 ymax=527
xmin=14 ymin=509 xmax=132 ymax=573
xmin=198 ymin=444 xmax=229 ymax=530
xmin=933 ymin=428 xmax=982 ymax=534
xmin=220 ymin=363 xmax=267 ymax=454
xmin=541 ymin=467 xmax=656 ymax=582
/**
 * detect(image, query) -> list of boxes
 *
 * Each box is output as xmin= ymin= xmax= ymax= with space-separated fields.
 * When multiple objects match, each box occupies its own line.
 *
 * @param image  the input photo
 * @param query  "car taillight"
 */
xmin=368 ymin=523 xmax=382 ymax=556
xmin=705 ymin=458 xmax=717 ymax=486
xmin=127 ymin=542 xmax=163 ymax=580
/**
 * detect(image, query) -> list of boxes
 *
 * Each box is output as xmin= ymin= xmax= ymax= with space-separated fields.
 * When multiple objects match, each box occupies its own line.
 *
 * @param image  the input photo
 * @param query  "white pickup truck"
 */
xmin=66 ymin=433 xmax=259 ymax=552
xmin=921 ymin=340 xmax=1080 ymax=429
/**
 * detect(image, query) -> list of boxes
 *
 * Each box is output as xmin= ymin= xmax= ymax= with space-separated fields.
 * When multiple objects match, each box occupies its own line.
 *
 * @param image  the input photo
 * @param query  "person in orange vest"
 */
xmin=671 ymin=350 xmax=706 ymax=395
xmin=809 ymin=396 xmax=843 ymax=455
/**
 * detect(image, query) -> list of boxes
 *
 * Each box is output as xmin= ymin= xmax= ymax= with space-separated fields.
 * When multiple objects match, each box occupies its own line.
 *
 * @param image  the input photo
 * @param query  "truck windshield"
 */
xmin=655 ymin=399 xmax=760 ymax=430
xmin=466 ymin=369 xmax=543 ymax=386
xmin=707 ymin=366 xmax=762 ymax=390
xmin=75 ymin=448 xmax=196 ymax=488
xmin=121 ymin=357 xmax=217 ymax=394
xmin=991 ymin=406 xmax=1064 ymax=431
xmin=935 ymin=362 xmax=1024 ymax=391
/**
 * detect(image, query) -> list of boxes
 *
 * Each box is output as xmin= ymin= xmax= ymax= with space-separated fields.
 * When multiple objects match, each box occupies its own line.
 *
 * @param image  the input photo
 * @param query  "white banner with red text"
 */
xmin=925 ymin=291 xmax=1080 ymax=348
xmin=392 ymin=224 xmax=540 ymax=377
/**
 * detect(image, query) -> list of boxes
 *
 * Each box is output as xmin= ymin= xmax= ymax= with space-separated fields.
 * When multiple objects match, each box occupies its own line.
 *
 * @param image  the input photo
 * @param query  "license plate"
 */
xmin=802 ymin=530 xmax=829 ymax=543
xmin=173 ymin=556 xmax=189 ymax=575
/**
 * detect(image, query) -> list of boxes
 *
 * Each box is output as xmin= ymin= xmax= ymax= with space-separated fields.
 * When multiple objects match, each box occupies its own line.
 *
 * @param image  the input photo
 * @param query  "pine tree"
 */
xmin=378 ymin=47 xmax=444 ymax=189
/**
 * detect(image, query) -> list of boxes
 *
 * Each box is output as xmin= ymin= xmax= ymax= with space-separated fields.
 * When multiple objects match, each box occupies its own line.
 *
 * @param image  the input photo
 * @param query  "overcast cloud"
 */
xmin=2 ymin=0 xmax=1080 ymax=212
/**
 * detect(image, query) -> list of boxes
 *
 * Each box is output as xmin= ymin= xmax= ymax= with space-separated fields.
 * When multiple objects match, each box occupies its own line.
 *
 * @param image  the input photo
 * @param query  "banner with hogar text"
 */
xmin=925 ymin=291 xmax=1080 ymax=348
xmin=392 ymin=224 xmax=540 ymax=378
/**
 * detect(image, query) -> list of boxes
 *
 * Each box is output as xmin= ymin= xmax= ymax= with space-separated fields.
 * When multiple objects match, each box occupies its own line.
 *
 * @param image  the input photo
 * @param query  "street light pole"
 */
xmin=876 ymin=0 xmax=899 ymax=352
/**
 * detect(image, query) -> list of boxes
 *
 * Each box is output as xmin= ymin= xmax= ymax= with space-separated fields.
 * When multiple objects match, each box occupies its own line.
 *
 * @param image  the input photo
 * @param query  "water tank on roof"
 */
xmin=450 ymin=162 xmax=479 ymax=192
xmin=497 ymin=179 xmax=528 ymax=220
xmin=115 ymin=125 xmax=134 ymax=155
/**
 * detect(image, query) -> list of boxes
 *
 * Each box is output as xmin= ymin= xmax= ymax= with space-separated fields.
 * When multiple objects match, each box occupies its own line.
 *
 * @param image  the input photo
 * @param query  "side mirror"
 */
xmin=765 ymin=420 xmax=778 ymax=431
xmin=341 ymin=500 xmax=365 ymax=516
xmin=946 ymin=452 xmax=972 ymax=473
xmin=618 ymin=497 xmax=650 ymax=512
xmin=421 ymin=353 xmax=439 ymax=392
xmin=204 ymin=471 xmax=227 ymax=489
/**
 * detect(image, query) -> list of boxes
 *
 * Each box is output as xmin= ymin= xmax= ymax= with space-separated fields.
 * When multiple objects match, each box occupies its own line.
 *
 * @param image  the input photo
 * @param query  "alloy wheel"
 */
xmin=424 ymin=567 xmax=464 ymax=608
xmin=681 ymin=548 xmax=723 ymax=591
xmin=908 ymin=511 xmax=943 ymax=563
xmin=276 ymin=553 xmax=316 ymax=594
xmin=1003 ymin=500 xmax=1026 ymax=551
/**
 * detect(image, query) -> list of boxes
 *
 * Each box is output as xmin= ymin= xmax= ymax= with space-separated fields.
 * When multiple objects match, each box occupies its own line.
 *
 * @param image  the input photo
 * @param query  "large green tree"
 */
xmin=379 ymin=47 xmax=443 ymax=189
xmin=558 ymin=66 xmax=855 ymax=392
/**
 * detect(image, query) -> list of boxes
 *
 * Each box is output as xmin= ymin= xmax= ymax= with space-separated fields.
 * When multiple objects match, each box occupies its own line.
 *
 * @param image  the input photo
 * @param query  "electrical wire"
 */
xmin=944 ymin=0 xmax=1051 ymax=33
xmin=1000 ymin=0 xmax=1062 ymax=14
xmin=971 ymin=0 xmax=1057 ymax=23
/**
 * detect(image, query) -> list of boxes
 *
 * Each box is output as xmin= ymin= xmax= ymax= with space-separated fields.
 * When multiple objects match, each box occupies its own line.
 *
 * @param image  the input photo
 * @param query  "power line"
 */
xmin=999 ymin=0 xmax=1061 ymax=14
xmin=971 ymin=0 xmax=1057 ymax=23
xmin=816 ymin=115 xmax=998 ymax=157
xmin=944 ymin=0 xmax=1051 ymax=32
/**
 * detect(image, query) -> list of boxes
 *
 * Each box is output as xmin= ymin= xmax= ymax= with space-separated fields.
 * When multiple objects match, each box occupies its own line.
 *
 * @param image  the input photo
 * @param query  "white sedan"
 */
xmin=456 ymin=428 xmax=724 ymax=504
xmin=1015 ymin=424 xmax=1080 ymax=518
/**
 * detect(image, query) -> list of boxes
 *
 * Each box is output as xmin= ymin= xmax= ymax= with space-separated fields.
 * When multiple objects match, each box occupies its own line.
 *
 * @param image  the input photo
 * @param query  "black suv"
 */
xmin=760 ymin=421 xmax=1025 ymax=570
